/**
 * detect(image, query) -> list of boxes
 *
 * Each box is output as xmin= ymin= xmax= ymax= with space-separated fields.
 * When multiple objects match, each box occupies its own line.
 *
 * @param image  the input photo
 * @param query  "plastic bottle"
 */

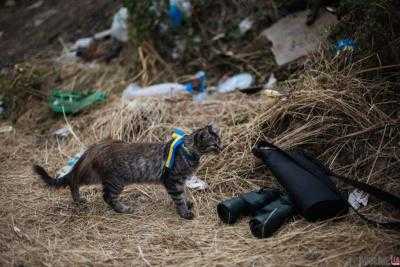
xmin=123 ymin=82 xmax=187 ymax=99
xmin=122 ymin=71 xmax=206 ymax=102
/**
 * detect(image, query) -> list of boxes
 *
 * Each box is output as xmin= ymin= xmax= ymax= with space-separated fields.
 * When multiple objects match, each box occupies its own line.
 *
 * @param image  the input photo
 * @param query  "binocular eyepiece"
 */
xmin=217 ymin=188 xmax=295 ymax=238
xmin=217 ymin=188 xmax=281 ymax=224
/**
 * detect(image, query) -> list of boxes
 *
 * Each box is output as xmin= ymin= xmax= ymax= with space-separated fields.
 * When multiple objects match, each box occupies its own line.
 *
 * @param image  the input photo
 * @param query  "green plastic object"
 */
xmin=49 ymin=90 xmax=107 ymax=114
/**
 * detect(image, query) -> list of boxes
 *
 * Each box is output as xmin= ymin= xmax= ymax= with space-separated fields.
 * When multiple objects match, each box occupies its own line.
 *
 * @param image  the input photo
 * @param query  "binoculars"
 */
xmin=217 ymin=188 xmax=295 ymax=238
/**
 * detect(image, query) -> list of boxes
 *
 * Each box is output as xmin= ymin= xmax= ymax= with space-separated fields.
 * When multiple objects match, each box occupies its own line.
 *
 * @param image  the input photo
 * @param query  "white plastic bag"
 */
xmin=217 ymin=73 xmax=254 ymax=93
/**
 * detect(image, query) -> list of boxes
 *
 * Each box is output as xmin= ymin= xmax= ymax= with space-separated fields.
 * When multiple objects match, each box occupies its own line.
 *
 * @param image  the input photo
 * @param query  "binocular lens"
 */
xmin=249 ymin=196 xmax=294 ymax=238
xmin=217 ymin=197 xmax=246 ymax=224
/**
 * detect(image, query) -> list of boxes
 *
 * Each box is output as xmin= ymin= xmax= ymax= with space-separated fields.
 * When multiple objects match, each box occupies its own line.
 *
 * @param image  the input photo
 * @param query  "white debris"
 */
xmin=0 ymin=125 xmax=13 ymax=133
xmin=265 ymin=73 xmax=277 ymax=89
xmin=263 ymin=89 xmax=282 ymax=97
xmin=71 ymin=37 xmax=93 ymax=51
xmin=348 ymin=189 xmax=369 ymax=210
xmin=239 ymin=17 xmax=253 ymax=35
xmin=185 ymin=175 xmax=208 ymax=190
xmin=52 ymin=127 xmax=71 ymax=138
xmin=217 ymin=73 xmax=255 ymax=93
xmin=122 ymin=71 xmax=206 ymax=102
xmin=122 ymin=83 xmax=187 ymax=101
xmin=94 ymin=29 xmax=112 ymax=40
xmin=110 ymin=7 xmax=129 ymax=42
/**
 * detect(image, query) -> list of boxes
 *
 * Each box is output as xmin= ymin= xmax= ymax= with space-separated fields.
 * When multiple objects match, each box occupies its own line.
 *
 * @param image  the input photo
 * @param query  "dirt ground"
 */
xmin=1 ymin=94 xmax=399 ymax=266
xmin=0 ymin=0 xmax=119 ymax=67
xmin=1 ymin=1 xmax=399 ymax=266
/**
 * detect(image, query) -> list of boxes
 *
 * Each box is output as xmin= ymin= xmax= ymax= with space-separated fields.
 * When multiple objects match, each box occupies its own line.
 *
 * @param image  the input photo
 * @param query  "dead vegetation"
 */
xmin=1 ymin=0 xmax=400 ymax=266
xmin=1 ymin=52 xmax=399 ymax=266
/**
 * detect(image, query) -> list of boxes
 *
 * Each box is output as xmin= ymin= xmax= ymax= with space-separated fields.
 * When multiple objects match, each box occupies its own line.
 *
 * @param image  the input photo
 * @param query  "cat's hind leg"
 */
xmin=102 ymin=181 xmax=134 ymax=213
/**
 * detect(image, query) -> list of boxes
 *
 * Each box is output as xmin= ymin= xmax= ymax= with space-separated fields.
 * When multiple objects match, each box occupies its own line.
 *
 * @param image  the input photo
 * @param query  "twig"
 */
xmin=366 ymin=125 xmax=386 ymax=183
xmin=137 ymin=246 xmax=151 ymax=266
xmin=356 ymin=64 xmax=400 ymax=74
xmin=331 ymin=121 xmax=398 ymax=143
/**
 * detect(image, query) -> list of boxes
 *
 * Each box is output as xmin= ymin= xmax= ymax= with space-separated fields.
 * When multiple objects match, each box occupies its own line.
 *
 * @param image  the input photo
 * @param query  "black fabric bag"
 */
xmin=252 ymin=141 xmax=400 ymax=229
xmin=253 ymin=143 xmax=347 ymax=221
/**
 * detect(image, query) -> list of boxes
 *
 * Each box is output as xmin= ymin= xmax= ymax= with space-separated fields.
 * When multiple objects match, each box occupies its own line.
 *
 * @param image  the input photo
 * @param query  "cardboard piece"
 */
xmin=262 ymin=11 xmax=338 ymax=66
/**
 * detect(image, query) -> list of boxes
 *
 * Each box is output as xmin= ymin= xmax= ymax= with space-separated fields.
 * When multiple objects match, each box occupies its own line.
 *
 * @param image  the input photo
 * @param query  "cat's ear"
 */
xmin=207 ymin=122 xmax=220 ymax=135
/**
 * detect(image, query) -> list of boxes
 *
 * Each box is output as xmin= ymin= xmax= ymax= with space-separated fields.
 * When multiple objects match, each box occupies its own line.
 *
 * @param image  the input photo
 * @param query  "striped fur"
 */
xmin=33 ymin=125 xmax=222 ymax=219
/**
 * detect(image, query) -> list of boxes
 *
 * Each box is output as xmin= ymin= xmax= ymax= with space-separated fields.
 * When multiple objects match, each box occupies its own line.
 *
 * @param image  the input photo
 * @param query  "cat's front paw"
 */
xmin=179 ymin=210 xmax=195 ymax=220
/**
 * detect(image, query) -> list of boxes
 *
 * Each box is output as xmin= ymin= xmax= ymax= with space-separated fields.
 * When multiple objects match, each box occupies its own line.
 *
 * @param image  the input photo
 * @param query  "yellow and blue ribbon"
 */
xmin=165 ymin=128 xmax=187 ymax=170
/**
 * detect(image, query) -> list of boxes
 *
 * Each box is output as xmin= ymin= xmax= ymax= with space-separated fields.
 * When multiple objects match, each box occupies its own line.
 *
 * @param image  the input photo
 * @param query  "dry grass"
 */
xmin=1 ymin=51 xmax=399 ymax=266
xmin=1 ymin=0 xmax=400 ymax=265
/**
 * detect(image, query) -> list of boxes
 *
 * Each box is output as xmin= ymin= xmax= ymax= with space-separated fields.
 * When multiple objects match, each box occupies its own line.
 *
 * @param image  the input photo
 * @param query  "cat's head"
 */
xmin=191 ymin=124 xmax=223 ymax=154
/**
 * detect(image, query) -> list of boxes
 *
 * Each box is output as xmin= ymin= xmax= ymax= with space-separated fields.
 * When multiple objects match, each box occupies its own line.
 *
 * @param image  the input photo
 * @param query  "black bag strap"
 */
xmin=329 ymin=173 xmax=400 ymax=209
xmin=330 ymin=173 xmax=400 ymax=230
xmin=254 ymin=140 xmax=400 ymax=230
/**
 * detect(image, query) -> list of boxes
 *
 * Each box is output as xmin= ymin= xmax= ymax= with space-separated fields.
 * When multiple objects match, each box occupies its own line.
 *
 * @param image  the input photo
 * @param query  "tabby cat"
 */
xmin=33 ymin=124 xmax=222 ymax=219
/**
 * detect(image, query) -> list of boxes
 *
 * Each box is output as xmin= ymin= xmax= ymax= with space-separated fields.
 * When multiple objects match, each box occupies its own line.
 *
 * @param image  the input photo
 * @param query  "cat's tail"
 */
xmin=33 ymin=165 xmax=70 ymax=188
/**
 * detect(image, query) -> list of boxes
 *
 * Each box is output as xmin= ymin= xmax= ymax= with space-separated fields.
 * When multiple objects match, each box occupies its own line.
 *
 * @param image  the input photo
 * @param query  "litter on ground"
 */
xmin=0 ymin=125 xmax=13 ymax=133
xmin=122 ymin=71 xmax=206 ymax=102
xmin=217 ymin=73 xmax=255 ymax=93
xmin=262 ymin=10 xmax=338 ymax=65
xmin=52 ymin=127 xmax=71 ymax=138
xmin=185 ymin=175 xmax=208 ymax=190
xmin=1 ymin=1 xmax=400 ymax=266
xmin=49 ymin=90 xmax=107 ymax=114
